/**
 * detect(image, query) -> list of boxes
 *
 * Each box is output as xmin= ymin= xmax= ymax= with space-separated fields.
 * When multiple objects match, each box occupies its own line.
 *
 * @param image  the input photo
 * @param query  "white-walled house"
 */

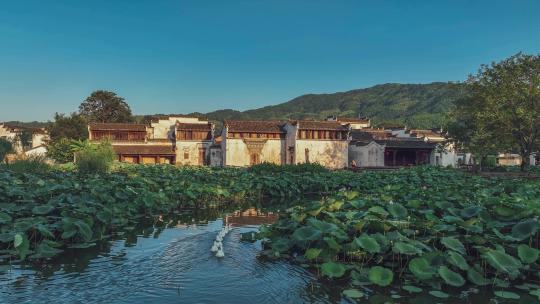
xmin=284 ymin=120 xmax=350 ymax=169
xmin=0 ymin=123 xmax=49 ymax=155
xmin=88 ymin=116 xmax=214 ymax=165
xmin=326 ymin=116 xmax=371 ymax=130
xmin=221 ymin=120 xmax=286 ymax=166
xmin=175 ymin=121 xmax=214 ymax=166
xmin=349 ymin=129 xmax=436 ymax=167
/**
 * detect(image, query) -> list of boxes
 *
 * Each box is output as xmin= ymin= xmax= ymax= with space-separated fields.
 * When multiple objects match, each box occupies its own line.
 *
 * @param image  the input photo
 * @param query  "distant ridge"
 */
xmin=190 ymin=82 xmax=466 ymax=129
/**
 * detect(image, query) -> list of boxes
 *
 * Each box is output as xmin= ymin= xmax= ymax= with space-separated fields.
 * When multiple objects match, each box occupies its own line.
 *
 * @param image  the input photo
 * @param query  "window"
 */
xmin=184 ymin=150 xmax=189 ymax=160
xmin=305 ymin=148 xmax=310 ymax=163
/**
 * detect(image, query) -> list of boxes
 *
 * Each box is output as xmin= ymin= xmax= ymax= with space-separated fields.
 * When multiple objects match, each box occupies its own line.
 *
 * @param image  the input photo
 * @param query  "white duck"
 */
xmin=211 ymin=241 xmax=220 ymax=252
xmin=215 ymin=244 xmax=224 ymax=258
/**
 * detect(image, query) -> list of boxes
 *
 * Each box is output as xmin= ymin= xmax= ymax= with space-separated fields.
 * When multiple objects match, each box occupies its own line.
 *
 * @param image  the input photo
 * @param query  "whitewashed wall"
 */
xmin=349 ymin=142 xmax=385 ymax=167
xmin=295 ymin=140 xmax=348 ymax=169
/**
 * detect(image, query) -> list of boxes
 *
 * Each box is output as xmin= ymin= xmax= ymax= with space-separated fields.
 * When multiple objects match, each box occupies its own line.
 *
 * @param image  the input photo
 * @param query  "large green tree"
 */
xmin=47 ymin=113 xmax=88 ymax=142
xmin=448 ymin=53 xmax=540 ymax=171
xmin=79 ymin=90 xmax=133 ymax=123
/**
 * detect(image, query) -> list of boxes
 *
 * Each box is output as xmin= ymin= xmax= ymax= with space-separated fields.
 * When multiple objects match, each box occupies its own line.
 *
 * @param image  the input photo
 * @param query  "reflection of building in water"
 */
xmin=224 ymin=208 xmax=278 ymax=227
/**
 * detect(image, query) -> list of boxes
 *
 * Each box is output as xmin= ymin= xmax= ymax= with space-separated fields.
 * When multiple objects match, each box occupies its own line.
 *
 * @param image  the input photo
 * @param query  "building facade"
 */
xmin=221 ymin=121 xmax=286 ymax=166
xmin=284 ymin=121 xmax=350 ymax=169
xmin=88 ymin=116 xmax=214 ymax=165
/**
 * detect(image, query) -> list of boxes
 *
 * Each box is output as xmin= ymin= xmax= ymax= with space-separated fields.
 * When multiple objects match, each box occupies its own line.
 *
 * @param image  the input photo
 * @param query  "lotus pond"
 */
xmin=1 ymin=164 xmax=540 ymax=303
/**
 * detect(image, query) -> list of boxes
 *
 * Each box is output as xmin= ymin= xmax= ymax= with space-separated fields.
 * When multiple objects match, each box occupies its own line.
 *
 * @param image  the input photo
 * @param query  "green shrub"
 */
xmin=1 ymin=155 xmax=51 ymax=174
xmin=0 ymin=138 xmax=13 ymax=163
xmin=75 ymin=141 xmax=116 ymax=174
xmin=47 ymin=138 xmax=77 ymax=163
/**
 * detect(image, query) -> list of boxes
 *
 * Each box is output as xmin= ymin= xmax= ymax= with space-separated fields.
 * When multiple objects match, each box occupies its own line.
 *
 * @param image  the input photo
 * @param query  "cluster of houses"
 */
xmin=2 ymin=116 xmax=537 ymax=169
xmin=86 ymin=115 xmax=467 ymax=169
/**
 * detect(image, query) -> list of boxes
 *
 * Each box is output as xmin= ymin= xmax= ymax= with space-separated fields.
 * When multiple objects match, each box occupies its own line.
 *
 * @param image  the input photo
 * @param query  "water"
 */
xmin=0 ymin=208 xmax=538 ymax=304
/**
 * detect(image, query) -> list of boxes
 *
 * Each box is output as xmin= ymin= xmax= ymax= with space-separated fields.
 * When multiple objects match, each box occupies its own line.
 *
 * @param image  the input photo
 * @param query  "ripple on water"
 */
xmin=0 ymin=219 xmax=330 ymax=304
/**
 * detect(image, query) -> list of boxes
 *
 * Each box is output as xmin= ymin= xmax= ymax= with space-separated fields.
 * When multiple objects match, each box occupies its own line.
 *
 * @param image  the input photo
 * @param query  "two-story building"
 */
xmin=284 ymin=120 xmax=350 ymax=168
xmin=88 ymin=116 xmax=214 ymax=165
xmin=221 ymin=120 xmax=286 ymax=166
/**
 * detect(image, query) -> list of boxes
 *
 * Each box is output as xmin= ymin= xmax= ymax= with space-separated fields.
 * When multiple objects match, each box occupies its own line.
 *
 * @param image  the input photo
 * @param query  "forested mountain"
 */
xmin=194 ymin=82 xmax=466 ymax=129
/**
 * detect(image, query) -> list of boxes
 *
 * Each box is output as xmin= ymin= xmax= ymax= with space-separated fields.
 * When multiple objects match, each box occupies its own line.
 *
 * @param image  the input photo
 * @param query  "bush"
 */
xmin=75 ymin=141 xmax=116 ymax=174
xmin=47 ymin=138 xmax=77 ymax=163
xmin=1 ymin=155 xmax=51 ymax=174
xmin=0 ymin=138 xmax=13 ymax=163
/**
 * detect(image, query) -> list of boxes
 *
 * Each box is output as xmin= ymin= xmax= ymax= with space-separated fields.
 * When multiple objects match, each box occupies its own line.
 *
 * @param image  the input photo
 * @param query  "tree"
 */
xmin=448 ymin=53 xmax=540 ymax=171
xmin=0 ymin=138 xmax=13 ymax=163
xmin=47 ymin=113 xmax=89 ymax=142
xmin=15 ymin=130 xmax=33 ymax=151
xmin=79 ymin=90 xmax=133 ymax=123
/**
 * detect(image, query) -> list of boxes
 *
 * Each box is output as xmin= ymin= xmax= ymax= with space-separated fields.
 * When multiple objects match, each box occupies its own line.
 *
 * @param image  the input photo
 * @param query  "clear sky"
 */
xmin=1 ymin=0 xmax=539 ymax=121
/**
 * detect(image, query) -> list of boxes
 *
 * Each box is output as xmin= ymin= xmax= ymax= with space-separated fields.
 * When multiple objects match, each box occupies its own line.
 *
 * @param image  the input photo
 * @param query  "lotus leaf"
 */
xmin=438 ymin=266 xmax=465 ymax=287
xmin=483 ymin=249 xmax=522 ymax=277
xmin=393 ymin=241 xmax=422 ymax=255
xmin=511 ymin=219 xmax=539 ymax=241
xmin=292 ymin=227 xmax=322 ymax=242
xmin=517 ymin=244 xmax=539 ymax=264
xmin=494 ymin=291 xmax=520 ymax=299
xmin=354 ymin=234 xmax=381 ymax=253
xmin=447 ymin=251 xmax=469 ymax=270
xmin=368 ymin=266 xmax=393 ymax=286
xmin=387 ymin=203 xmax=407 ymax=219
xmin=409 ymin=257 xmax=436 ymax=280
xmin=441 ymin=237 xmax=466 ymax=254
xmin=321 ymin=262 xmax=346 ymax=278
xmin=342 ymin=289 xmax=364 ymax=299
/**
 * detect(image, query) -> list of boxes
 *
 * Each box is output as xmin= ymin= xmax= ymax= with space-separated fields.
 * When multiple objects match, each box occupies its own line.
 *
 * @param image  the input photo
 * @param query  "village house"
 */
xmin=284 ymin=120 xmax=350 ymax=169
xmin=0 ymin=123 xmax=49 ymax=156
xmin=88 ymin=115 xmax=214 ymax=165
xmin=349 ymin=128 xmax=436 ymax=167
xmin=326 ymin=116 xmax=371 ymax=129
xmin=221 ymin=120 xmax=286 ymax=166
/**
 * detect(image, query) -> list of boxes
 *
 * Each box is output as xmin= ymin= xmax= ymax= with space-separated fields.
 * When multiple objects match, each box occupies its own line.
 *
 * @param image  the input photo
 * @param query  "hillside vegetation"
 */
xmin=199 ymin=82 xmax=466 ymax=129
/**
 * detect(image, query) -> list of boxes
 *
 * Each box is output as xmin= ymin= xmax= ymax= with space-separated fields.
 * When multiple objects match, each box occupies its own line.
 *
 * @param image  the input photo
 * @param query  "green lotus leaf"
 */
xmin=402 ymin=285 xmax=422 ymax=293
xmin=321 ymin=262 xmax=346 ymax=278
xmin=0 ymin=212 xmax=12 ymax=224
xmin=483 ymin=249 xmax=522 ymax=277
xmin=467 ymin=267 xmax=490 ymax=286
xmin=13 ymin=233 xmax=29 ymax=260
xmin=393 ymin=241 xmax=422 ymax=255
xmin=307 ymin=218 xmax=338 ymax=233
xmin=304 ymin=248 xmax=322 ymax=260
xmin=460 ymin=205 xmax=483 ymax=218
xmin=354 ymin=234 xmax=381 ymax=253
xmin=342 ymin=289 xmax=364 ymax=299
xmin=35 ymin=242 xmax=63 ymax=258
xmin=32 ymin=205 xmax=55 ymax=215
xmin=429 ymin=290 xmax=449 ymax=298
xmin=368 ymin=206 xmax=389 ymax=217
xmin=441 ymin=236 xmax=466 ymax=254
xmin=409 ymin=257 xmax=436 ymax=280
xmin=292 ymin=227 xmax=322 ymax=242
xmin=75 ymin=220 xmax=93 ymax=241
xmin=447 ymin=251 xmax=469 ymax=270
xmin=368 ymin=266 xmax=393 ymax=286
xmin=388 ymin=203 xmax=407 ymax=219
xmin=517 ymin=244 xmax=539 ymax=264
xmin=438 ymin=265 xmax=465 ymax=287
xmin=530 ymin=289 xmax=540 ymax=300
xmin=270 ymin=238 xmax=290 ymax=253
xmin=494 ymin=291 xmax=520 ymax=299
xmin=511 ymin=220 xmax=539 ymax=241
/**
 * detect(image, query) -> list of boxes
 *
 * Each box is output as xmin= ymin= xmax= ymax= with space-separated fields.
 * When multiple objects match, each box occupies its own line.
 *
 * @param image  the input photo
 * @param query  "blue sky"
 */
xmin=1 ymin=0 xmax=539 ymax=121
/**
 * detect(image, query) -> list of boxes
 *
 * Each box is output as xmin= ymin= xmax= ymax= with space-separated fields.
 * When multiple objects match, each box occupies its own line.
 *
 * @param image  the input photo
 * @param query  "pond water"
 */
xmin=0 ymin=207 xmax=538 ymax=304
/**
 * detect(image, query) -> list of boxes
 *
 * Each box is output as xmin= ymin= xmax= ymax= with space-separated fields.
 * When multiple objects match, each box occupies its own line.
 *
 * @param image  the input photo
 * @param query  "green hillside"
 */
xmin=198 ymin=82 xmax=466 ymax=129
